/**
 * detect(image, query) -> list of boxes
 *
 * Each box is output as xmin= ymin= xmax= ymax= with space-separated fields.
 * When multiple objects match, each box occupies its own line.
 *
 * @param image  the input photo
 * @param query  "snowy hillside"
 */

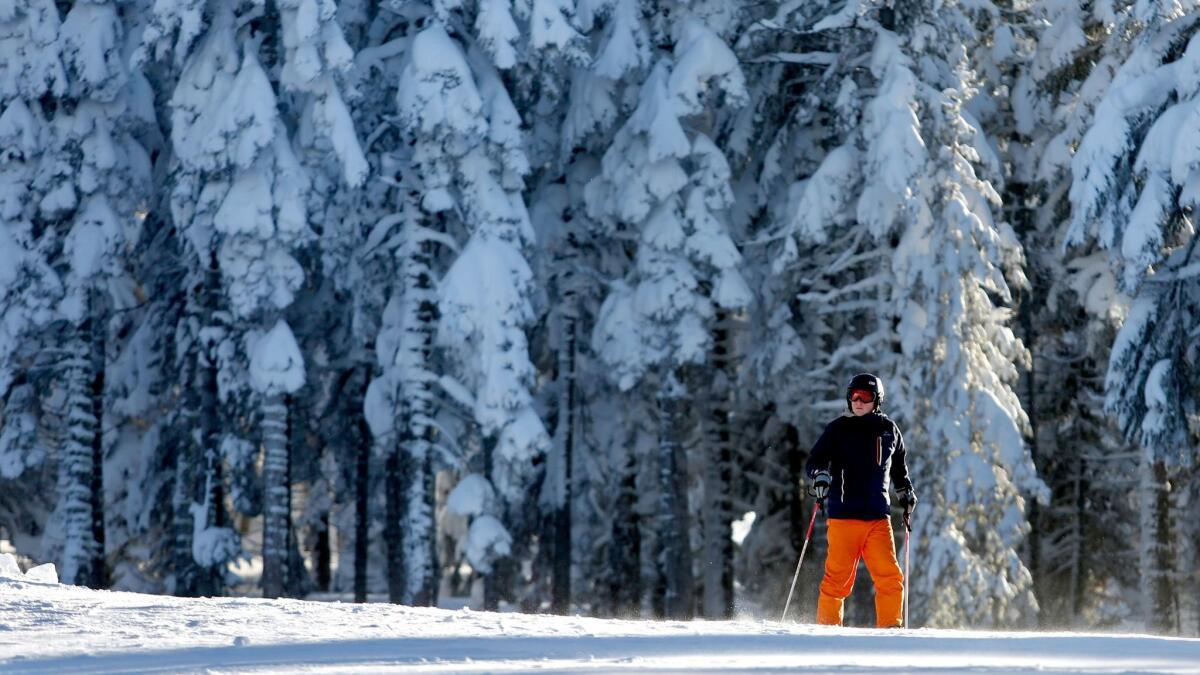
xmin=2 ymin=574 xmax=1198 ymax=674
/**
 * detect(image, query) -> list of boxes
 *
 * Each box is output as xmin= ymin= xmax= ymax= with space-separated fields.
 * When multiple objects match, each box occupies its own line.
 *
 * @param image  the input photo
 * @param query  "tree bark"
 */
xmin=609 ymin=438 xmax=641 ymax=617
xmin=87 ymin=293 xmax=108 ymax=590
xmin=1070 ymin=452 xmax=1087 ymax=622
xmin=260 ymin=392 xmax=289 ymax=599
xmin=1141 ymin=455 xmax=1176 ymax=633
xmin=483 ymin=434 xmax=500 ymax=612
xmin=399 ymin=232 xmax=438 ymax=606
xmin=61 ymin=301 xmax=106 ymax=588
xmin=354 ymin=368 xmax=371 ymax=604
xmin=657 ymin=371 xmax=694 ymax=620
xmin=702 ymin=311 xmax=734 ymax=619
xmin=315 ymin=512 xmax=331 ymax=592
xmin=172 ymin=418 xmax=200 ymax=596
xmin=197 ymin=253 xmax=225 ymax=596
xmin=384 ymin=446 xmax=406 ymax=603
xmin=284 ymin=403 xmax=309 ymax=598
xmin=551 ymin=313 xmax=576 ymax=614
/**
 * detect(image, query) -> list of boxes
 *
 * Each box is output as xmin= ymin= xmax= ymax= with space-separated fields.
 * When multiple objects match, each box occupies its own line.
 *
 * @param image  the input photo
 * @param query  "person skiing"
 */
xmin=805 ymin=373 xmax=916 ymax=628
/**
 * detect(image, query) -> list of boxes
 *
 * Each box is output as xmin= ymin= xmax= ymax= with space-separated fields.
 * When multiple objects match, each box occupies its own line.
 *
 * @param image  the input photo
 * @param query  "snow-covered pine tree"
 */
xmin=725 ymin=1 xmax=870 ymax=620
xmin=137 ymin=3 xmax=247 ymax=595
xmin=147 ymin=4 xmax=308 ymax=598
xmin=512 ymin=0 xmax=590 ymax=617
xmin=249 ymin=320 xmax=306 ymax=598
xmin=528 ymin=150 xmax=649 ymax=616
xmin=997 ymin=0 xmax=1144 ymax=627
xmin=587 ymin=6 xmax=750 ymax=620
xmin=142 ymin=0 xmax=364 ymax=598
xmin=528 ymin=175 xmax=581 ymax=613
xmin=1 ymin=0 xmax=153 ymax=590
xmin=752 ymin=1 xmax=1045 ymax=627
xmin=418 ymin=24 xmax=552 ymax=609
xmin=1067 ymin=4 xmax=1200 ymax=632
xmin=359 ymin=20 xmax=457 ymax=606
xmin=363 ymin=189 xmax=445 ymax=605
xmin=276 ymin=0 xmax=368 ymax=601
xmin=0 ymin=0 xmax=67 ymax=547
xmin=872 ymin=2 xmax=1045 ymax=628
xmin=300 ymin=0 xmax=402 ymax=603
xmin=0 ymin=0 xmax=66 ymax=396
xmin=544 ymin=0 xmax=652 ymax=618
xmin=65 ymin=1 xmax=158 ymax=592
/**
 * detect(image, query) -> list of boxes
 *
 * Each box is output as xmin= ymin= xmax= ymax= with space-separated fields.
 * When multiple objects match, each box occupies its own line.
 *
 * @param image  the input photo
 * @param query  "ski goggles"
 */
xmin=848 ymin=389 xmax=876 ymax=403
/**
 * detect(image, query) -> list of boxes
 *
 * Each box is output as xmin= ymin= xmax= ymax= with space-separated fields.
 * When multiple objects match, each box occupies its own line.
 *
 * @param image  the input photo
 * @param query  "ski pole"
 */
xmin=781 ymin=499 xmax=822 ymax=622
xmin=903 ymin=510 xmax=912 ymax=629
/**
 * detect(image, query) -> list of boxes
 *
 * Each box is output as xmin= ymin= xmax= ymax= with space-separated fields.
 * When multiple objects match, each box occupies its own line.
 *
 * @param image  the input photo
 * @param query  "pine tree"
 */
xmin=996 ymin=0 xmax=1145 ymax=627
xmin=749 ymin=1 xmax=1045 ymax=627
xmin=138 ymin=2 xmax=249 ymax=595
xmin=1066 ymin=4 xmax=1200 ymax=632
xmin=250 ymin=320 xmax=306 ymax=598
xmin=722 ymin=1 xmax=866 ymax=620
xmin=0 ymin=48 xmax=64 ymax=537
xmin=389 ymin=20 xmax=551 ymax=608
xmin=877 ymin=2 xmax=1045 ymax=628
xmin=588 ymin=7 xmax=750 ymax=619
xmin=10 ymin=0 xmax=154 ymax=590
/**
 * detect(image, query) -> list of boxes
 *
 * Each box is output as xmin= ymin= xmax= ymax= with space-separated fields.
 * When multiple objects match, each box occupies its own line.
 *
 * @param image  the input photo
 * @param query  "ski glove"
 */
xmin=897 ymin=488 xmax=917 ymax=514
xmin=810 ymin=470 xmax=832 ymax=500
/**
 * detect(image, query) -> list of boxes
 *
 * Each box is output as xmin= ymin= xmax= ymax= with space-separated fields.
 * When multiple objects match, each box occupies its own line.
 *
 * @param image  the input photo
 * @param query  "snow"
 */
xmin=23 ymin=562 xmax=57 ymax=583
xmin=731 ymin=511 xmax=756 ymax=546
xmin=3 ymin=558 xmax=59 ymax=584
xmin=0 ymin=552 xmax=19 ymax=578
xmin=591 ymin=0 xmax=649 ymax=80
xmin=189 ymin=502 xmax=241 ymax=568
xmin=248 ymin=319 xmax=306 ymax=395
xmin=1 ymin=578 xmax=1199 ymax=673
xmin=445 ymin=473 xmax=494 ymax=518
xmin=363 ymin=370 xmax=399 ymax=439
xmin=464 ymin=514 xmax=512 ymax=573
xmin=59 ymin=4 xmax=126 ymax=101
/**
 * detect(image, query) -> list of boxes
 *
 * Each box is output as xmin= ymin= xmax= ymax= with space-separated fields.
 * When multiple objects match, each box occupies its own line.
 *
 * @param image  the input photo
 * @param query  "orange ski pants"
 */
xmin=816 ymin=518 xmax=904 ymax=628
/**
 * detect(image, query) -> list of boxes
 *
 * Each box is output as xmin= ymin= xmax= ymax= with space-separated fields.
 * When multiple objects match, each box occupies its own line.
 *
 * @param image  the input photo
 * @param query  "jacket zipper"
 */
xmin=840 ymin=469 xmax=846 ymax=502
xmin=876 ymin=437 xmax=882 ymax=466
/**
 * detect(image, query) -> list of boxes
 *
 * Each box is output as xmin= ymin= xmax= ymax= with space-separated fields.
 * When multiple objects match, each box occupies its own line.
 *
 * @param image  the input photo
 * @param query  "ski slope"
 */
xmin=1 ymin=575 xmax=1198 ymax=674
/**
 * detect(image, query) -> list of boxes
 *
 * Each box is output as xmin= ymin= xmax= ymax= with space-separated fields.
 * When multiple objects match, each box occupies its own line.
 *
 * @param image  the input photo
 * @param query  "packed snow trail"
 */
xmin=1 ymin=577 xmax=1198 ymax=673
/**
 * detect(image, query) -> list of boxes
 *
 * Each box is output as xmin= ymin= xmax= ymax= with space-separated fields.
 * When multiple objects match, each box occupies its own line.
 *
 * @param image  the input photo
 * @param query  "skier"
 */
xmin=806 ymin=373 xmax=916 ymax=628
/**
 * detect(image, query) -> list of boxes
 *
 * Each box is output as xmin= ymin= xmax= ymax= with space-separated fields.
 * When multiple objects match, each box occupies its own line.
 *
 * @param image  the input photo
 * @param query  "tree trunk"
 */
xmin=481 ymin=433 xmax=503 ymax=612
xmin=609 ymin=438 xmax=641 ymax=617
xmin=402 ymin=444 xmax=436 ymax=605
xmin=657 ymin=371 xmax=694 ymax=620
xmin=197 ymin=254 xmax=225 ymax=596
xmin=284 ymin=403 xmax=309 ymax=598
xmin=384 ymin=446 xmax=406 ymax=604
xmin=551 ymin=313 xmax=576 ymax=614
xmin=354 ymin=369 xmax=371 ymax=604
xmin=1007 ymin=175 xmax=1044 ymax=623
xmin=1140 ymin=454 xmax=1175 ymax=633
xmin=87 ymin=294 xmax=107 ymax=590
xmin=1071 ymin=452 xmax=1087 ymax=622
xmin=172 ymin=417 xmax=200 ymax=597
xmin=261 ymin=392 xmax=289 ymax=599
xmin=60 ymin=306 xmax=105 ymax=588
xmin=316 ymin=512 xmax=331 ymax=592
xmin=702 ymin=311 xmax=734 ymax=619
xmin=173 ymin=310 xmax=200 ymax=598
xmin=399 ymin=233 xmax=438 ymax=606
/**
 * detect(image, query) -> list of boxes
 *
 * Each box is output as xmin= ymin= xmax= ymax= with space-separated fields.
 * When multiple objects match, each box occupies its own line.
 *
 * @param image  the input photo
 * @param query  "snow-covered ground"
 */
xmin=2 ymin=573 xmax=1198 ymax=674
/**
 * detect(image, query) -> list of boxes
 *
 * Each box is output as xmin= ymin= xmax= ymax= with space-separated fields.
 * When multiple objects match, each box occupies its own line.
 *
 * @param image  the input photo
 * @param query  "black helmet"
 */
xmin=846 ymin=373 xmax=884 ymax=411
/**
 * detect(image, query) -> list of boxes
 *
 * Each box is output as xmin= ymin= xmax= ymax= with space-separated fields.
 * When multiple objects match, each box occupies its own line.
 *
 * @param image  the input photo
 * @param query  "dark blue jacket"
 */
xmin=805 ymin=412 xmax=913 ymax=520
